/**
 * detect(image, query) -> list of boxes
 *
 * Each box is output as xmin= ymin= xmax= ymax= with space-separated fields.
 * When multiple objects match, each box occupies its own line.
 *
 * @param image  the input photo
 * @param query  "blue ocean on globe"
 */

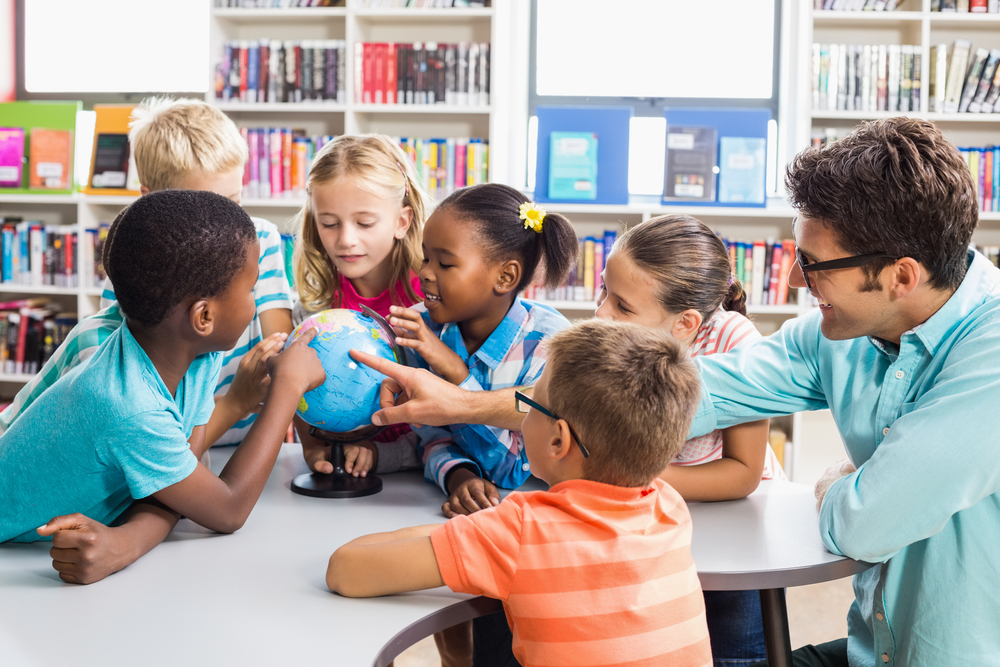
xmin=284 ymin=309 xmax=397 ymax=433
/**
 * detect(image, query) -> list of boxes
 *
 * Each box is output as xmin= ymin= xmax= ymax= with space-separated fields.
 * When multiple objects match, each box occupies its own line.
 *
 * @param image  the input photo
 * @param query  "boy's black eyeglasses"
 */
xmin=514 ymin=390 xmax=590 ymax=459
xmin=795 ymin=248 xmax=896 ymax=290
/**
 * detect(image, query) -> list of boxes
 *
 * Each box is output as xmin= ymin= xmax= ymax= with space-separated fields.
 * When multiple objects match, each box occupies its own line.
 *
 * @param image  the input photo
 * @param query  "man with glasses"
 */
xmin=690 ymin=118 xmax=998 ymax=667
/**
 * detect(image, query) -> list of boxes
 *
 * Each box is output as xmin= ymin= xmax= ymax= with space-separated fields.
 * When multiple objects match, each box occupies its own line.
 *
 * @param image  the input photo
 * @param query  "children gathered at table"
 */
xmin=0 ymin=96 xmax=795 ymax=667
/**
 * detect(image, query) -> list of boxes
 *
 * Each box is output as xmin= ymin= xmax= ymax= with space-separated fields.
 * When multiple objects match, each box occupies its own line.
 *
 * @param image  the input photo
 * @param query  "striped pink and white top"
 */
xmin=674 ymin=309 xmax=785 ymax=480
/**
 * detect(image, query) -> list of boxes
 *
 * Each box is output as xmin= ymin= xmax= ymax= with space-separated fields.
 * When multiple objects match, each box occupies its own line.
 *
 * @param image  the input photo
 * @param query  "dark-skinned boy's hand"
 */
xmin=443 ymin=469 xmax=501 ymax=518
xmin=36 ymin=514 xmax=132 ymax=585
xmin=266 ymin=327 xmax=325 ymax=394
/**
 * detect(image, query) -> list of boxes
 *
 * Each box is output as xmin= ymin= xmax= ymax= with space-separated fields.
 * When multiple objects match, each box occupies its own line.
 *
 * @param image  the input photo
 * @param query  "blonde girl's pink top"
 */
xmin=674 ymin=309 xmax=786 ymax=480
xmin=337 ymin=271 xmax=423 ymax=443
xmin=337 ymin=270 xmax=423 ymax=319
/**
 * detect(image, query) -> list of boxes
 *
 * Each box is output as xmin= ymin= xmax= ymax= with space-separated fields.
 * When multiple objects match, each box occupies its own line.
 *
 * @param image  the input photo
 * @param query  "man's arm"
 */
xmin=687 ymin=313 xmax=829 ymax=438
xmin=326 ymin=525 xmax=445 ymax=597
xmin=351 ymin=349 xmax=524 ymax=432
xmin=819 ymin=323 xmax=1000 ymax=563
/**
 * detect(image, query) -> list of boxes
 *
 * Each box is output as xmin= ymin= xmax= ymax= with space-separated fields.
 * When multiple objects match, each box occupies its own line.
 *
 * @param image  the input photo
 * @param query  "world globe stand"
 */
xmin=290 ymin=425 xmax=384 ymax=498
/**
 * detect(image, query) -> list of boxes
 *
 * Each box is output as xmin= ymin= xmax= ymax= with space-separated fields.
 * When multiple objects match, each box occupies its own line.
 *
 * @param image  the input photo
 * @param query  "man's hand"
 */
xmin=815 ymin=458 xmax=857 ymax=512
xmin=344 ymin=441 xmax=378 ymax=477
xmin=388 ymin=306 xmax=469 ymax=385
xmin=443 ymin=468 xmax=501 ymax=518
xmin=36 ymin=514 xmax=135 ymax=585
xmin=226 ymin=332 xmax=288 ymax=416
xmin=350 ymin=348 xmax=467 ymax=428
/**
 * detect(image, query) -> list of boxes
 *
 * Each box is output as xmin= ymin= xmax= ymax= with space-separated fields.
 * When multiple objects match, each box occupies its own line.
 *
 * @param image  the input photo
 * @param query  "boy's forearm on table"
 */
xmin=114 ymin=499 xmax=181 ymax=564
xmin=327 ymin=527 xmax=445 ymax=597
xmin=214 ymin=376 xmax=302 ymax=519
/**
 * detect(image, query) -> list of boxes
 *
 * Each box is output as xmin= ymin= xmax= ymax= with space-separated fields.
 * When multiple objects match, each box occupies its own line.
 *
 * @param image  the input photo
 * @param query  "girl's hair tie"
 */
xmin=519 ymin=202 xmax=546 ymax=233
xmin=395 ymin=160 xmax=411 ymax=196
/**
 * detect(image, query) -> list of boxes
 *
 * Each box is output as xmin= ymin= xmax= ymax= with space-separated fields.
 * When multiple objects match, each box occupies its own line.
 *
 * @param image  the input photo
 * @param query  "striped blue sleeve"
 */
xmin=253 ymin=221 xmax=293 ymax=314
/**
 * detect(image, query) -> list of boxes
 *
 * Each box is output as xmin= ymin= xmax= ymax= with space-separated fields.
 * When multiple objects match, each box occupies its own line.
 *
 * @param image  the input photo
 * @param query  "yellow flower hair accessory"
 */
xmin=519 ymin=202 xmax=546 ymax=233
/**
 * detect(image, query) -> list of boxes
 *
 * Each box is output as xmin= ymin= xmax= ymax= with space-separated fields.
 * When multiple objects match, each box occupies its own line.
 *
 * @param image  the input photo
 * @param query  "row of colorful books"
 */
xmin=215 ymin=40 xmax=347 ymax=105
xmin=0 ymin=300 xmax=77 ymax=376
xmin=0 ymin=127 xmax=72 ymax=191
xmin=931 ymin=44 xmax=1000 ymax=113
xmin=815 ymin=0 xmax=901 ymax=9
xmin=961 ymin=145 xmax=1000 ymax=212
xmin=723 ymin=239 xmax=797 ymax=308
xmin=931 ymin=0 xmax=1000 ymax=10
xmin=396 ymin=137 xmax=488 ymax=202
xmin=239 ymin=129 xmax=336 ymax=200
xmin=523 ymin=232 xmax=616 ymax=304
xmin=812 ymin=44 xmax=923 ymax=113
xmin=355 ymin=42 xmax=490 ymax=106
xmin=0 ymin=220 xmax=108 ymax=289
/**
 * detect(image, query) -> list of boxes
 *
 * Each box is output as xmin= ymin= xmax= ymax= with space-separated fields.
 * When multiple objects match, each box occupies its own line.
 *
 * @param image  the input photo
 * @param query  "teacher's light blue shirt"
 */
xmin=689 ymin=250 xmax=1000 ymax=667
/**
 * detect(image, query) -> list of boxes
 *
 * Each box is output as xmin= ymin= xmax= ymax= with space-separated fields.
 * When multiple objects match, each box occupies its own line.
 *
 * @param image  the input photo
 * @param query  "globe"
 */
xmin=284 ymin=308 xmax=398 ymax=433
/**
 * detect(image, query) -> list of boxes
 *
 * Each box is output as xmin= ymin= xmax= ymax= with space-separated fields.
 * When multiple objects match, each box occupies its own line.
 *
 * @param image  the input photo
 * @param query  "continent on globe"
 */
xmin=285 ymin=309 xmax=399 ymax=433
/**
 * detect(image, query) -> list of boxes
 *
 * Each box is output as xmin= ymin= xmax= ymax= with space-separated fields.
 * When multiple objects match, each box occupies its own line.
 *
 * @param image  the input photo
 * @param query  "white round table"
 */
xmin=689 ymin=482 xmax=873 ymax=667
xmin=0 ymin=445 xmax=868 ymax=667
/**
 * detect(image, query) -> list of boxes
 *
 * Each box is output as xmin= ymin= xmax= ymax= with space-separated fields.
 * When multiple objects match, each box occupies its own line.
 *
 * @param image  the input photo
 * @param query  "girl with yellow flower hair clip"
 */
xmin=339 ymin=182 xmax=579 ymax=667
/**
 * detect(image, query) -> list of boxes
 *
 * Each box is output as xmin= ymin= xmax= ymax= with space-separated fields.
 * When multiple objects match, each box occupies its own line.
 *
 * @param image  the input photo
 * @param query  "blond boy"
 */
xmin=330 ymin=320 xmax=713 ymax=667
xmin=0 ymin=98 xmax=293 ymax=583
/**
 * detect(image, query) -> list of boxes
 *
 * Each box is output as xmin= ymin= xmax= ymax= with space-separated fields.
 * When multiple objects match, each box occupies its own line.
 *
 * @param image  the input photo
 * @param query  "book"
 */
xmin=90 ymin=133 xmax=130 ymax=189
xmin=663 ymin=126 xmax=717 ymax=203
xmin=968 ymin=49 xmax=1000 ymax=112
xmin=28 ymin=128 xmax=72 ymax=190
xmin=958 ymin=48 xmax=990 ymax=113
xmin=983 ymin=62 xmax=1000 ymax=112
xmin=718 ymin=137 xmax=766 ymax=205
xmin=548 ymin=132 xmax=598 ymax=201
xmin=929 ymin=44 xmax=948 ymax=112
xmin=943 ymin=41 xmax=972 ymax=113
xmin=0 ymin=128 xmax=25 ymax=188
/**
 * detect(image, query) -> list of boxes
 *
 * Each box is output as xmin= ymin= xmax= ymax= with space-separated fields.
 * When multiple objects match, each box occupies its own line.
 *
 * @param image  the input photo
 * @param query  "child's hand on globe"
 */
xmin=388 ymin=306 xmax=469 ymax=385
xmin=227 ymin=332 xmax=288 ymax=416
xmin=267 ymin=327 xmax=325 ymax=393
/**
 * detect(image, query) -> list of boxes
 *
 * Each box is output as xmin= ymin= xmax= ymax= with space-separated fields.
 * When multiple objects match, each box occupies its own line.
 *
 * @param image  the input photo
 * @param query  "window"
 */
xmin=21 ymin=0 xmax=208 ymax=95
xmin=529 ymin=0 xmax=781 ymax=196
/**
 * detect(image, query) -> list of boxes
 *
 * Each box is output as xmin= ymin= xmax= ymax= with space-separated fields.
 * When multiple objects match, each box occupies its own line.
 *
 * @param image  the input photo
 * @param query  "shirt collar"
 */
xmin=439 ymin=297 xmax=530 ymax=371
xmin=871 ymin=250 xmax=1000 ymax=357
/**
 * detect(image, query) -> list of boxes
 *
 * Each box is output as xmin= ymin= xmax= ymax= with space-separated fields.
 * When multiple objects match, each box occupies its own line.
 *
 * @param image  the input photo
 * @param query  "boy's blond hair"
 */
xmin=128 ymin=97 xmax=247 ymax=192
xmin=546 ymin=320 xmax=702 ymax=487
xmin=294 ymin=134 xmax=427 ymax=312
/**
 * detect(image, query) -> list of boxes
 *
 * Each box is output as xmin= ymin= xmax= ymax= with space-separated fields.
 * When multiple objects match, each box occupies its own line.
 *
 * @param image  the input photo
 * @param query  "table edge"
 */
xmin=698 ymin=558 xmax=875 ymax=591
xmin=372 ymin=596 xmax=503 ymax=667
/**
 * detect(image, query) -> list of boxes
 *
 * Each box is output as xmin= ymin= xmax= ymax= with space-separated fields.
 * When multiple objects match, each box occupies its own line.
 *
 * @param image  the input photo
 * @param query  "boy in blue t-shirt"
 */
xmin=0 ymin=191 xmax=324 ymax=581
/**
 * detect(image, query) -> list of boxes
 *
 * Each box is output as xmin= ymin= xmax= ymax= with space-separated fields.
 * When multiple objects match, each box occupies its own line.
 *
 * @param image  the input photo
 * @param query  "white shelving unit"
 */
xmin=207 ymin=1 xmax=510 ymax=185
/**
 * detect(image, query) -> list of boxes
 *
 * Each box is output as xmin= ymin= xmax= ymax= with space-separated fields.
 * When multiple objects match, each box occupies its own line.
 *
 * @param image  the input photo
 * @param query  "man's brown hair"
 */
xmin=785 ymin=117 xmax=978 ymax=291
xmin=545 ymin=320 xmax=701 ymax=488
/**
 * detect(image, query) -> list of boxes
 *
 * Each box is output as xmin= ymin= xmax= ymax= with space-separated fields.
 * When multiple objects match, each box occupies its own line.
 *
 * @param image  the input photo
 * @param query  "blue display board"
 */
xmin=535 ymin=106 xmax=631 ymax=205
xmin=662 ymin=107 xmax=771 ymax=208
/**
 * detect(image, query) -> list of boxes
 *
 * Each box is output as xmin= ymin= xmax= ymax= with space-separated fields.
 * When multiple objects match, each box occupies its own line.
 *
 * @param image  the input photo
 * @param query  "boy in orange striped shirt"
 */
xmin=327 ymin=319 xmax=712 ymax=667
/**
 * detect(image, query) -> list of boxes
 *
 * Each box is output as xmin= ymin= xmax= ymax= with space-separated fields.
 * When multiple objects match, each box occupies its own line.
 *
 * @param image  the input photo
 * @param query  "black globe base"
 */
xmin=290 ymin=425 xmax=384 ymax=498
xmin=290 ymin=470 xmax=383 ymax=498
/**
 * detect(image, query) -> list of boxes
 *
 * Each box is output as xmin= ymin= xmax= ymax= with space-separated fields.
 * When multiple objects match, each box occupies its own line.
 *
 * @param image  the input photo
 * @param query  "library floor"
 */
xmin=395 ymin=409 xmax=854 ymax=666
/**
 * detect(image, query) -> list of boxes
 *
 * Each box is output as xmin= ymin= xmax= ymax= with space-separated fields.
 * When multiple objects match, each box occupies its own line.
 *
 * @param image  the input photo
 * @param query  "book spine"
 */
xmin=312 ymin=42 xmax=325 ymax=100
xmin=247 ymin=40 xmax=259 ymax=103
xmin=751 ymin=241 xmax=766 ymax=306
xmin=282 ymin=128 xmax=292 ymax=196
xmin=258 ymin=40 xmax=269 ymax=102
xmin=259 ymin=129 xmax=271 ymax=198
xmin=269 ymin=129 xmax=283 ymax=198
xmin=593 ymin=239 xmax=604 ymax=296
xmin=386 ymin=42 xmax=397 ymax=105
xmin=293 ymin=42 xmax=303 ymax=102
xmin=14 ymin=308 xmax=27 ymax=375
xmin=239 ymin=40 xmax=249 ymax=102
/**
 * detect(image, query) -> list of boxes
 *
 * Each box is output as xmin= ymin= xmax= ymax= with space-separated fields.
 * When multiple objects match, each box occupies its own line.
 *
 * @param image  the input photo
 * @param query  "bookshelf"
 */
xmin=206 ymin=1 xmax=509 ymax=186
